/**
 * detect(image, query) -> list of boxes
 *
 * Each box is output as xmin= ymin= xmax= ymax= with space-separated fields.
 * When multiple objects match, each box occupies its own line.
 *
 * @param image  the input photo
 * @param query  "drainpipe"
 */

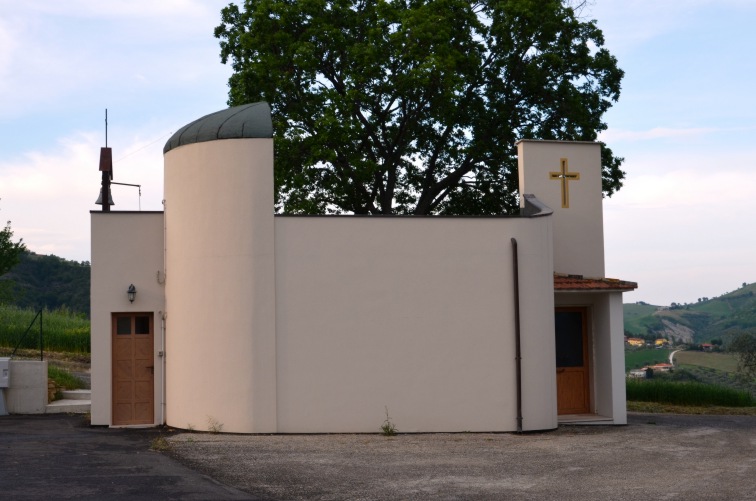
xmin=159 ymin=199 xmax=167 ymax=426
xmin=159 ymin=311 xmax=166 ymax=425
xmin=511 ymin=238 xmax=523 ymax=433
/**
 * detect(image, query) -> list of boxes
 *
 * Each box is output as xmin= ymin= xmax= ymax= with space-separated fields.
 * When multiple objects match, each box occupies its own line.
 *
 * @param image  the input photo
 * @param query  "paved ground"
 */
xmin=0 ymin=414 xmax=255 ymax=500
xmin=1 ymin=413 xmax=755 ymax=500
xmin=167 ymin=413 xmax=756 ymax=501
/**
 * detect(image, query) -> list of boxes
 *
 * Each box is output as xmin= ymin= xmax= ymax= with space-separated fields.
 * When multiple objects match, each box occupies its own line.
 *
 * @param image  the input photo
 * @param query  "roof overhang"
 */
xmin=554 ymin=273 xmax=638 ymax=292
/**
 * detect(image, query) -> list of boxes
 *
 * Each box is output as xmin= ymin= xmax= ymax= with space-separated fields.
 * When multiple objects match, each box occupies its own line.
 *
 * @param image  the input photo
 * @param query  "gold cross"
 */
xmin=549 ymin=158 xmax=580 ymax=208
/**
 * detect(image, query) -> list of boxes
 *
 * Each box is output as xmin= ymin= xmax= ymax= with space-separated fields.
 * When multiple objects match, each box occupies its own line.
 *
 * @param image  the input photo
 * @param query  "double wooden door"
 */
xmin=555 ymin=307 xmax=590 ymax=415
xmin=112 ymin=313 xmax=154 ymax=425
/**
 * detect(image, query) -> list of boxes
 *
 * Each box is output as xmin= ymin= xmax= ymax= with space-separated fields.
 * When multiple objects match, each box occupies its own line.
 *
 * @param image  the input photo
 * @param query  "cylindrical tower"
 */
xmin=162 ymin=103 xmax=276 ymax=433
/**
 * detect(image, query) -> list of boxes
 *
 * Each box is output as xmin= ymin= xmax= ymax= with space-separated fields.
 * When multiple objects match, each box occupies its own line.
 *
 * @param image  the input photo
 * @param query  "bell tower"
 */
xmin=517 ymin=140 xmax=605 ymax=278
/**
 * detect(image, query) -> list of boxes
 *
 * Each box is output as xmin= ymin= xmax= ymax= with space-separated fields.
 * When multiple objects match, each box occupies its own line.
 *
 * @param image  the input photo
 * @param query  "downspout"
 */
xmin=159 ymin=311 xmax=166 ymax=425
xmin=511 ymin=238 xmax=523 ymax=433
xmin=158 ymin=199 xmax=167 ymax=425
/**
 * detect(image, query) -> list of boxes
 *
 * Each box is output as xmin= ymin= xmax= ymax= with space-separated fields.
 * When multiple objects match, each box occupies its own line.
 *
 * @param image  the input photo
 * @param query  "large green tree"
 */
xmin=729 ymin=330 xmax=756 ymax=380
xmin=215 ymin=0 xmax=625 ymax=215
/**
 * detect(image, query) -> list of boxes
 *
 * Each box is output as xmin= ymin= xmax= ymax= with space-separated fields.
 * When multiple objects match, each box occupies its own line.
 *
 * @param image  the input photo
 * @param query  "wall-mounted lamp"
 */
xmin=127 ymin=284 xmax=136 ymax=303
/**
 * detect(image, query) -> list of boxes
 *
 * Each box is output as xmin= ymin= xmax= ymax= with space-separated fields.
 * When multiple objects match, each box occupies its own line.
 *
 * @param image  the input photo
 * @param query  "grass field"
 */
xmin=625 ymin=348 xmax=672 ymax=370
xmin=626 ymin=349 xmax=756 ymax=403
xmin=674 ymin=351 xmax=739 ymax=372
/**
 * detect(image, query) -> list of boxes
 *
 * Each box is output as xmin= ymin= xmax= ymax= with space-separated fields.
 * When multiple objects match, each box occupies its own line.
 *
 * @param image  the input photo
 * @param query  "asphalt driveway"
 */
xmin=0 ymin=414 xmax=255 ymax=500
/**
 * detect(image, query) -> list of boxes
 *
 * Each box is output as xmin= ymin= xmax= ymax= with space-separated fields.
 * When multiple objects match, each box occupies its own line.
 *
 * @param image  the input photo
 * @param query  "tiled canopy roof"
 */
xmin=554 ymin=273 xmax=638 ymax=292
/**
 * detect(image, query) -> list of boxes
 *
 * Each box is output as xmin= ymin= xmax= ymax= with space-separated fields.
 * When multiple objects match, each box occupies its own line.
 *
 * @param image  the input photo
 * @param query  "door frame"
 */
xmin=555 ymin=306 xmax=592 ymax=415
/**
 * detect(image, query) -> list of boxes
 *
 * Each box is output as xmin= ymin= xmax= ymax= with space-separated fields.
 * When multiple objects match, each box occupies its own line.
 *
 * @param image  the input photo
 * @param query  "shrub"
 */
xmin=48 ymin=365 xmax=86 ymax=390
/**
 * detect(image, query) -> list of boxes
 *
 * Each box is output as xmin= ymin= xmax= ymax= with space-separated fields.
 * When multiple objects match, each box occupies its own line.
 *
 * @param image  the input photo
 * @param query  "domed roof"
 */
xmin=163 ymin=102 xmax=273 ymax=154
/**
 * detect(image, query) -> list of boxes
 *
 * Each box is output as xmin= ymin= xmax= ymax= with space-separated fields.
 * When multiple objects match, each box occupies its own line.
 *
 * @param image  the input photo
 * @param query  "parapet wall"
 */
xmin=274 ymin=215 xmax=557 ymax=432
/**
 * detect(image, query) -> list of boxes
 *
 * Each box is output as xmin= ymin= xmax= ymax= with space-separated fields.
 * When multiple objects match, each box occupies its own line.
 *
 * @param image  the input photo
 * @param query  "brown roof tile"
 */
xmin=554 ymin=273 xmax=638 ymax=292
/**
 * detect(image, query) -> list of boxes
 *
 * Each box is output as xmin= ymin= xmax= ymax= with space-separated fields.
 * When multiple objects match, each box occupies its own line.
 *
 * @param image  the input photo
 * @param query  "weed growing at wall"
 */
xmin=207 ymin=416 xmax=224 ymax=434
xmin=380 ymin=406 xmax=397 ymax=436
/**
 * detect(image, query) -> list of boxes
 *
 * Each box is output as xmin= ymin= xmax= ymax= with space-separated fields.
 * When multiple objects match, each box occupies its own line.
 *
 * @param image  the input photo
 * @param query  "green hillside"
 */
xmin=0 ymin=251 xmax=90 ymax=316
xmin=623 ymin=303 xmax=664 ymax=336
xmin=624 ymin=282 xmax=756 ymax=344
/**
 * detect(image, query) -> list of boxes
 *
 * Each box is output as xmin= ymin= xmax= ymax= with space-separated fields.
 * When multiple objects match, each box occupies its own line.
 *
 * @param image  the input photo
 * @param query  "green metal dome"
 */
xmin=163 ymin=102 xmax=272 ymax=154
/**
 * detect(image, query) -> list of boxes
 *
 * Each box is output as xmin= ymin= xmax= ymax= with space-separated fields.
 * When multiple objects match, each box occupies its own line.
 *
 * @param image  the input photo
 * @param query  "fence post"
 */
xmin=39 ymin=310 xmax=43 ymax=361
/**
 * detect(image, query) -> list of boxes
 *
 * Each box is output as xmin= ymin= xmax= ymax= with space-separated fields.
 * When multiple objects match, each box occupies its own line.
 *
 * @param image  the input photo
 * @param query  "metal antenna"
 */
xmin=105 ymin=109 xmax=108 ymax=147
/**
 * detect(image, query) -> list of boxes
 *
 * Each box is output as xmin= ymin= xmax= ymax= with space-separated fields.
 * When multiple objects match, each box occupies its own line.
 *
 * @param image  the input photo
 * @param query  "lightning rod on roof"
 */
xmin=96 ymin=108 xmax=114 ymax=211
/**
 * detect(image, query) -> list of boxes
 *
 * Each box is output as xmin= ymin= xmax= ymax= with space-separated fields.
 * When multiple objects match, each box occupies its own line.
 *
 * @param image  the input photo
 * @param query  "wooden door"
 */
xmin=555 ymin=307 xmax=590 ymax=415
xmin=112 ymin=313 xmax=154 ymax=425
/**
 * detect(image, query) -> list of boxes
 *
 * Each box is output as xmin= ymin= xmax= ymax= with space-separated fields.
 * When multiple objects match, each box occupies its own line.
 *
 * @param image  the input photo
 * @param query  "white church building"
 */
xmin=90 ymin=103 xmax=636 ymax=433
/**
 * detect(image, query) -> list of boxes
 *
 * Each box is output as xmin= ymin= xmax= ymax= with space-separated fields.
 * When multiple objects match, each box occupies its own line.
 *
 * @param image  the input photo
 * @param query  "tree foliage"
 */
xmin=215 ymin=0 xmax=625 ymax=215
xmin=729 ymin=331 xmax=756 ymax=379
xmin=1 ymin=252 xmax=91 ymax=315
xmin=0 ymin=213 xmax=27 ymax=304
xmin=1 ymin=216 xmax=26 ymax=277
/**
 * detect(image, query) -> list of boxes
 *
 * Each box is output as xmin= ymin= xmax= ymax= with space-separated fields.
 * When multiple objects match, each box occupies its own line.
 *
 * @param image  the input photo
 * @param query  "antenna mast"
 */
xmin=96 ymin=109 xmax=114 ymax=211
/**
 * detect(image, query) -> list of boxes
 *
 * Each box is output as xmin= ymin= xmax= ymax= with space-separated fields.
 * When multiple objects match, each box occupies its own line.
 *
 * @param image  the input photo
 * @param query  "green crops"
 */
xmin=0 ymin=305 xmax=90 ymax=354
xmin=627 ymin=379 xmax=754 ymax=407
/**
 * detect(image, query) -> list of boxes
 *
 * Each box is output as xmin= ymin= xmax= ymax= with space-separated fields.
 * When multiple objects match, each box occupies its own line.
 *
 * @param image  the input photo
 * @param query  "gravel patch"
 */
xmin=167 ymin=413 xmax=756 ymax=500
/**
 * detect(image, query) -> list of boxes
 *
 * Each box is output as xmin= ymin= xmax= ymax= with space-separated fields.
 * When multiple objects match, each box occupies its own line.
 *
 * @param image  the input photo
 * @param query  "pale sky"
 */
xmin=1 ymin=0 xmax=754 ymax=306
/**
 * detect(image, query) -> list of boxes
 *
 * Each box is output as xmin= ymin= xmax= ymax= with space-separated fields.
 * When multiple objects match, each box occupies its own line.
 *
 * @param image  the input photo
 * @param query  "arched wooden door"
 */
xmin=112 ymin=313 xmax=154 ymax=425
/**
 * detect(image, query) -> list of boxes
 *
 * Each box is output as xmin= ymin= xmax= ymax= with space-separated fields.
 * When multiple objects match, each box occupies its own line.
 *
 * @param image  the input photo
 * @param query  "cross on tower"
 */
xmin=549 ymin=158 xmax=580 ymax=208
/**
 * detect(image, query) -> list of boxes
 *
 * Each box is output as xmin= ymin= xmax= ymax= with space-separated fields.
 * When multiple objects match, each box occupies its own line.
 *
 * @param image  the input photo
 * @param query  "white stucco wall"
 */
xmin=164 ymin=139 xmax=277 ymax=434
xmin=161 ymin=136 xmax=559 ymax=433
xmin=90 ymin=212 xmax=165 ymax=426
xmin=90 ymin=131 xmax=629 ymax=433
xmin=554 ymin=291 xmax=627 ymax=424
xmin=274 ymin=215 xmax=556 ymax=433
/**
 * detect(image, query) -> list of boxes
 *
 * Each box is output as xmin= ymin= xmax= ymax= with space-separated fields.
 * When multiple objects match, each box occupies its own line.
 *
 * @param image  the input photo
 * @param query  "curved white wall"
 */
xmin=164 ymin=139 xmax=276 ymax=433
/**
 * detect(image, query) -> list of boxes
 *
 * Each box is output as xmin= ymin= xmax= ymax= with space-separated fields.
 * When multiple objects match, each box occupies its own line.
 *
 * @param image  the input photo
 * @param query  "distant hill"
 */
xmin=624 ymin=283 xmax=756 ymax=344
xmin=0 ymin=251 xmax=90 ymax=316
